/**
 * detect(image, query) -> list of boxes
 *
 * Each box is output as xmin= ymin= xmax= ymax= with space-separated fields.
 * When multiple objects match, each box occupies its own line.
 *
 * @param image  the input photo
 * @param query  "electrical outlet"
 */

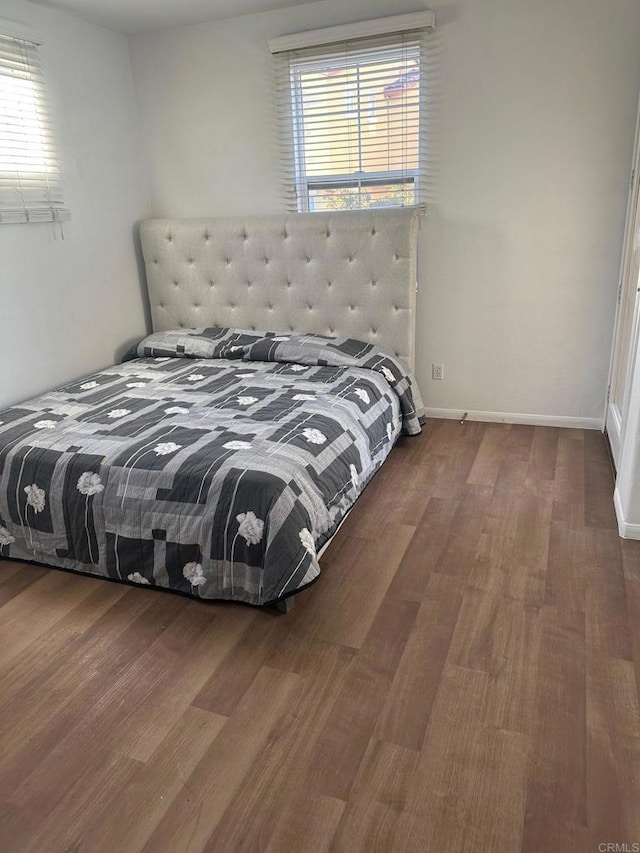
xmin=432 ymin=363 xmax=444 ymax=380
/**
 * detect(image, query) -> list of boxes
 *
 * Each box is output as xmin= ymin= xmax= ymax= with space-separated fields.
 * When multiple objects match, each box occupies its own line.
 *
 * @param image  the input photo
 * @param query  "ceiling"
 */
xmin=30 ymin=0 xmax=319 ymax=34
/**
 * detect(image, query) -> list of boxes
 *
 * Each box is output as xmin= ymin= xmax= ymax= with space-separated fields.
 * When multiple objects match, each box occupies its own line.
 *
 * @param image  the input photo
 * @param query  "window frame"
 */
xmin=0 ymin=26 xmax=68 ymax=225
xmin=273 ymin=17 xmax=434 ymax=214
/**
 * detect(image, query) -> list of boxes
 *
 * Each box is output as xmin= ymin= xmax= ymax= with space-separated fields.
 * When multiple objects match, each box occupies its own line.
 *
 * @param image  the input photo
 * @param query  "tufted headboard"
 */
xmin=139 ymin=209 xmax=420 ymax=368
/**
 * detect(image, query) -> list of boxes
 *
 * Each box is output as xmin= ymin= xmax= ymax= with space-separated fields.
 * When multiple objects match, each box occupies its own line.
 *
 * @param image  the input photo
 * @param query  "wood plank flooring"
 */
xmin=1 ymin=419 xmax=639 ymax=852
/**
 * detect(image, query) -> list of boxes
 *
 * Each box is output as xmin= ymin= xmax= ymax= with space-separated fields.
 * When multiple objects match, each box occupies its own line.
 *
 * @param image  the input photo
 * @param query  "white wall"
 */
xmin=129 ymin=0 xmax=640 ymax=426
xmin=0 ymin=0 xmax=150 ymax=410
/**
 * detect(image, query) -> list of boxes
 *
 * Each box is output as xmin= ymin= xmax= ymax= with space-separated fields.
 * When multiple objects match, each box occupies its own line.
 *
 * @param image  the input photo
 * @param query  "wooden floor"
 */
xmin=1 ymin=419 xmax=639 ymax=852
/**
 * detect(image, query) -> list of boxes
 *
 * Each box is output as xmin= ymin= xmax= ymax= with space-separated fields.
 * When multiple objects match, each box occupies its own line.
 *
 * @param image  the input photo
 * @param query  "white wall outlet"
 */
xmin=432 ymin=362 xmax=444 ymax=380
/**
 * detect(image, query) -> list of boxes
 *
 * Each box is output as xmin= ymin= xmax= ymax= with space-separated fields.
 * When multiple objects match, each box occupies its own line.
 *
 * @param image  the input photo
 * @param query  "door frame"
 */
xmin=606 ymin=91 xmax=640 ymax=469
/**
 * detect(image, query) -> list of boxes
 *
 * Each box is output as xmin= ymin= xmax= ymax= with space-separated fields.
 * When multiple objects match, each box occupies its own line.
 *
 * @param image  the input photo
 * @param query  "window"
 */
xmin=272 ymin=15 xmax=436 ymax=213
xmin=0 ymin=31 xmax=67 ymax=224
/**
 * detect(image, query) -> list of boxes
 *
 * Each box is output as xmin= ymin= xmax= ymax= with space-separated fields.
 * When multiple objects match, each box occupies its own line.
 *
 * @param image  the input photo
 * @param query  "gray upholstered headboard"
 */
xmin=139 ymin=209 xmax=419 ymax=368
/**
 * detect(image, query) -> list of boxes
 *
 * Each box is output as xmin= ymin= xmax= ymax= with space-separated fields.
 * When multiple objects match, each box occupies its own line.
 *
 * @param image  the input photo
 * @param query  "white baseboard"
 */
xmin=424 ymin=408 xmax=603 ymax=431
xmin=614 ymin=487 xmax=640 ymax=539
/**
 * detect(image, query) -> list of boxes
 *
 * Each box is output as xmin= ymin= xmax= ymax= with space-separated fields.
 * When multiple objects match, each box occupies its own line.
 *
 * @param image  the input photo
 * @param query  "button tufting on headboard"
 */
xmin=139 ymin=209 xmax=420 ymax=369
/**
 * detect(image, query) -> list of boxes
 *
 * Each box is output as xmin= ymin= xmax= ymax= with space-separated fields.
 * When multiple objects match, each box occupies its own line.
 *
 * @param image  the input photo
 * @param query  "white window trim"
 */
xmin=274 ymin=18 xmax=437 ymax=214
xmin=0 ymin=17 xmax=39 ymax=44
xmin=268 ymin=10 xmax=436 ymax=54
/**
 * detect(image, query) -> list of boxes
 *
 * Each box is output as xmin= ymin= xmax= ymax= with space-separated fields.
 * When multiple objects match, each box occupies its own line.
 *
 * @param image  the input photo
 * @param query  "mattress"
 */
xmin=0 ymin=327 xmax=424 ymax=606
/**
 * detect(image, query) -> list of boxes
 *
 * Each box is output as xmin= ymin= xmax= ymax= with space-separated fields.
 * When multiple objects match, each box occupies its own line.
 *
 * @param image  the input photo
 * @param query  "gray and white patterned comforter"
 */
xmin=0 ymin=328 xmax=424 ymax=605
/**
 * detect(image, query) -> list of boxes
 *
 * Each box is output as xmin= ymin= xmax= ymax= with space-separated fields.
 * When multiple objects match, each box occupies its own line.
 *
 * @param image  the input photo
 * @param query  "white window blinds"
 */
xmin=273 ymin=20 xmax=437 ymax=213
xmin=0 ymin=31 xmax=67 ymax=224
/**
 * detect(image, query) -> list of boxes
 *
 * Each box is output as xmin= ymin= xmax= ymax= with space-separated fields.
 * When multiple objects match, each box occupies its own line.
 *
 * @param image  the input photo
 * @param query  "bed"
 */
xmin=0 ymin=209 xmax=424 ymax=607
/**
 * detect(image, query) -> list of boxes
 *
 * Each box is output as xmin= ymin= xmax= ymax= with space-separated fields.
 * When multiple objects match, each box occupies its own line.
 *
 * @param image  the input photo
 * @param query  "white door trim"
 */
xmin=607 ymin=401 xmax=622 ymax=470
xmin=606 ymin=90 xmax=640 ymax=450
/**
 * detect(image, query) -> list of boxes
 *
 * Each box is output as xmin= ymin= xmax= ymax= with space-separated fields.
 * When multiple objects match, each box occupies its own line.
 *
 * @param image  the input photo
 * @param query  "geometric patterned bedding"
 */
xmin=0 ymin=327 xmax=425 ymax=606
